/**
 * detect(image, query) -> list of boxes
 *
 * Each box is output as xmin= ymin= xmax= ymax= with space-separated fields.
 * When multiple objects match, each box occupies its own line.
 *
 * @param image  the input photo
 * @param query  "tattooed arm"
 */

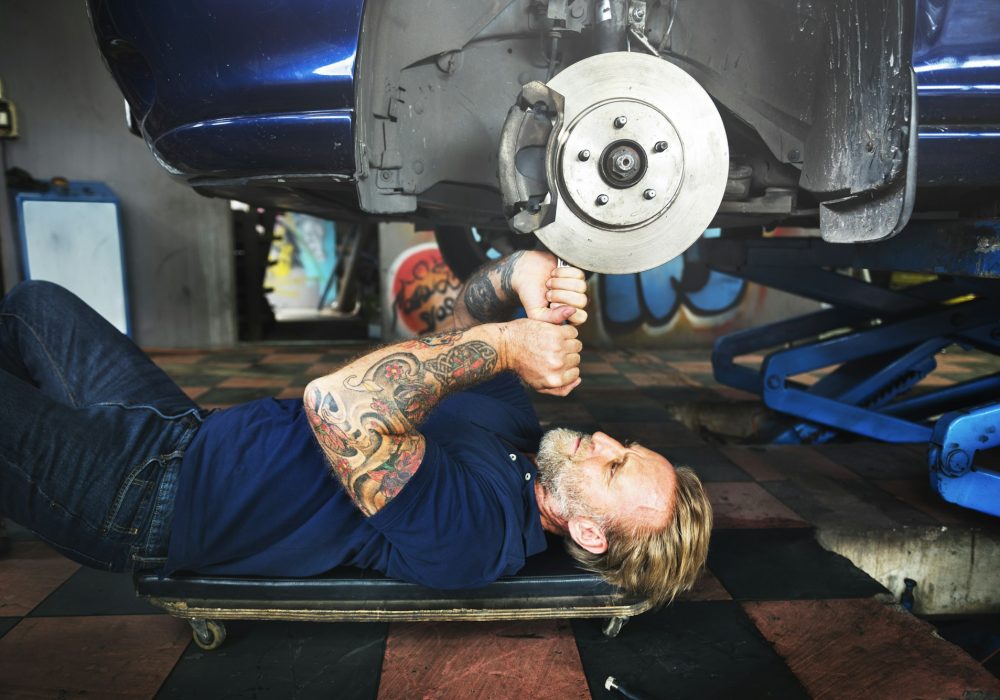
xmin=304 ymin=318 xmax=582 ymax=515
xmin=448 ymin=251 xmax=589 ymax=330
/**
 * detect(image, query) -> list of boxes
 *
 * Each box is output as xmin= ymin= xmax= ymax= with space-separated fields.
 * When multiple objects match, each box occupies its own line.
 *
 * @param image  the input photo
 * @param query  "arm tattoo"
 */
xmin=460 ymin=251 xmax=524 ymax=323
xmin=305 ymin=331 xmax=499 ymax=516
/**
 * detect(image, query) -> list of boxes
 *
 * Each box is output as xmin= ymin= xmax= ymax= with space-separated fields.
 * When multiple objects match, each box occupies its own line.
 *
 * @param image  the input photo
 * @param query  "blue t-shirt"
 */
xmin=164 ymin=373 xmax=547 ymax=589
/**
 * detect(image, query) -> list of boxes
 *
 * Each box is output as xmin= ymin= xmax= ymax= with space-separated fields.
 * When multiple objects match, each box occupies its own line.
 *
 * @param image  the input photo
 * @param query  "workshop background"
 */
xmin=0 ymin=0 xmax=233 ymax=346
xmin=2 ymin=1 xmax=1000 ymax=699
xmin=0 ymin=1 xmax=815 ymax=351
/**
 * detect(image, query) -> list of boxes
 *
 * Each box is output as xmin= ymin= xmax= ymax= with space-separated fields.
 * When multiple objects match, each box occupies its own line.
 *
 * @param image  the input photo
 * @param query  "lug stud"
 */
xmin=643 ymin=189 xmax=656 ymax=200
xmin=596 ymin=194 xmax=610 ymax=206
xmin=653 ymin=141 xmax=669 ymax=152
xmin=578 ymin=149 xmax=591 ymax=161
xmin=613 ymin=116 xmax=627 ymax=128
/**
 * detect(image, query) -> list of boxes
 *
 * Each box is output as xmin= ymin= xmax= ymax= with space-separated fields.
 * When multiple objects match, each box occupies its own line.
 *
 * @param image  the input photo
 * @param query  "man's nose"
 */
xmin=591 ymin=431 xmax=623 ymax=457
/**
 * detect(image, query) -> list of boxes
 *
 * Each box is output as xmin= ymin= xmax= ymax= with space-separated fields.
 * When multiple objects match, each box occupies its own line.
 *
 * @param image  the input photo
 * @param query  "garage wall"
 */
xmin=0 ymin=0 xmax=235 ymax=347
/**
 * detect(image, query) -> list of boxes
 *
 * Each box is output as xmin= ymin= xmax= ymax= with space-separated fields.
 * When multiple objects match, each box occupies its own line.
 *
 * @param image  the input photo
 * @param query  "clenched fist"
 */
xmin=501 ymin=314 xmax=583 ymax=396
xmin=512 ymin=251 xmax=589 ymax=326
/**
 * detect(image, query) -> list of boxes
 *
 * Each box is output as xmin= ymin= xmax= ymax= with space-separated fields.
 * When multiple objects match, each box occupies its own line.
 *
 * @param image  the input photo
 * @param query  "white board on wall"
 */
xmin=17 ymin=184 xmax=130 ymax=337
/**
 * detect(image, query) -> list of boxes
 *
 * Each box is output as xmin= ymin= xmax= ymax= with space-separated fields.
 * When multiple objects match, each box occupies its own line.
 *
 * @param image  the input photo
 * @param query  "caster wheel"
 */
xmin=190 ymin=618 xmax=227 ymax=651
xmin=602 ymin=616 xmax=629 ymax=638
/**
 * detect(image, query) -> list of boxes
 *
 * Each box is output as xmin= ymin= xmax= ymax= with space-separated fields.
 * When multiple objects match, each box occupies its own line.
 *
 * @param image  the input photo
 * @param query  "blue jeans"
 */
xmin=0 ymin=281 xmax=206 ymax=571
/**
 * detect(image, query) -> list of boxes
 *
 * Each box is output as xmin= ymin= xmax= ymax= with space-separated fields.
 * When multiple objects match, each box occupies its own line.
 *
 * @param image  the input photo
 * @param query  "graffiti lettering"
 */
xmin=599 ymin=230 xmax=747 ymax=335
xmin=390 ymin=246 xmax=462 ymax=336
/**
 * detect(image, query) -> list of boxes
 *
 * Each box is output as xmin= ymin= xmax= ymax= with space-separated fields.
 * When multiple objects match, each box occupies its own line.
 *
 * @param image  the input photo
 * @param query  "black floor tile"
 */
xmin=834 ymin=478 xmax=941 ymax=526
xmin=583 ymin=401 xmax=674 ymax=423
xmin=638 ymin=385 xmax=729 ymax=401
xmin=3 ymin=519 xmax=37 ymax=541
xmin=663 ymin=446 xmax=753 ymax=482
xmin=707 ymin=529 xmax=887 ymax=601
xmin=156 ymin=620 xmax=387 ymax=700
xmin=197 ymin=387 xmax=282 ymax=405
xmin=931 ymin=614 xmax=1000 ymax=669
xmin=155 ymin=371 xmax=244 ymax=386
xmin=29 ymin=568 xmax=162 ymax=617
xmin=574 ymin=373 xmax=636 ymax=389
xmin=573 ymin=601 xmax=809 ymax=700
xmin=758 ymin=480 xmax=844 ymax=526
xmin=813 ymin=443 xmax=927 ymax=479
xmin=246 ymin=363 xmax=311 ymax=376
xmin=0 ymin=618 xmax=19 ymax=639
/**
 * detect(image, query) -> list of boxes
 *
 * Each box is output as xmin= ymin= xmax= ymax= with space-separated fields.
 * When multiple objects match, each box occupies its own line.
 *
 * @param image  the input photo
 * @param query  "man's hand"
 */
xmin=502 ymin=314 xmax=583 ymax=396
xmin=512 ymin=251 xmax=589 ymax=326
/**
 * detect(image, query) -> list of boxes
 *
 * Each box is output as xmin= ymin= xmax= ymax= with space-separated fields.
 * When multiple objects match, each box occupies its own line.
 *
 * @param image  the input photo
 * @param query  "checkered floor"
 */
xmin=2 ymin=344 xmax=1000 ymax=699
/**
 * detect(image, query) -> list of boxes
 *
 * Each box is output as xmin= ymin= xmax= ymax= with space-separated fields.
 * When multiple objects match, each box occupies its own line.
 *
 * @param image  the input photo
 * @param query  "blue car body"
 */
xmin=89 ymin=0 xmax=1000 ymax=217
xmin=88 ymin=0 xmax=362 ymax=181
xmin=913 ymin=0 xmax=1000 ymax=187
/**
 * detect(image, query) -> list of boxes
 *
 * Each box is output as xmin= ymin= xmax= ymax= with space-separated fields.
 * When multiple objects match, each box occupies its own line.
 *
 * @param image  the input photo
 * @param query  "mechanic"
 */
xmin=0 ymin=251 xmax=711 ymax=606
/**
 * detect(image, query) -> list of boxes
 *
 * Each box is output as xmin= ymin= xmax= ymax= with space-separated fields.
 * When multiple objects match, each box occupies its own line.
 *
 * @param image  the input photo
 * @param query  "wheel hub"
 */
xmin=498 ymin=52 xmax=729 ymax=274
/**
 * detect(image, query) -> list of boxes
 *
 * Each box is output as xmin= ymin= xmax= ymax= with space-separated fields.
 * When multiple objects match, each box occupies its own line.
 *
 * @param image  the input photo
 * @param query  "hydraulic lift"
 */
xmin=700 ymin=220 xmax=1000 ymax=518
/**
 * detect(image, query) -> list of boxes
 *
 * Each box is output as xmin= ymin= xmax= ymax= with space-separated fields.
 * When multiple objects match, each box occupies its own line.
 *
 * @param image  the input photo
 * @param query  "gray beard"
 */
xmin=535 ymin=428 xmax=590 ymax=518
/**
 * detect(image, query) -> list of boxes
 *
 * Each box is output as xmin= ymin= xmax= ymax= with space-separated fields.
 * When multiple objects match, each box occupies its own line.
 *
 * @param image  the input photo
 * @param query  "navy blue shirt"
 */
xmin=165 ymin=373 xmax=547 ymax=589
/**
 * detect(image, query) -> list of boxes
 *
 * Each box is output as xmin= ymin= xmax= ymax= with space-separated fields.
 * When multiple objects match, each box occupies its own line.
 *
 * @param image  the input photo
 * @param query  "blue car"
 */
xmin=88 ymin=0 xmax=1000 ymax=274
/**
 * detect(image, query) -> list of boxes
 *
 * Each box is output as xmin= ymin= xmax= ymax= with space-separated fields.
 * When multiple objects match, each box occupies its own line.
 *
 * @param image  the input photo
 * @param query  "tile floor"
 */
xmin=2 ymin=344 xmax=999 ymax=699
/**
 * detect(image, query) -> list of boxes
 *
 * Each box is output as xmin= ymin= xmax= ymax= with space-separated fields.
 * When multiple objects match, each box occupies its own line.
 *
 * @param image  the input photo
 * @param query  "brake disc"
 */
xmin=498 ymin=52 xmax=729 ymax=274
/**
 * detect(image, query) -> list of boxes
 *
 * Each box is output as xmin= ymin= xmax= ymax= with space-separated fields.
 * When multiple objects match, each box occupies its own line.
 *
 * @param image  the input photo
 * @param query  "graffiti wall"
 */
xmin=379 ymin=224 xmax=818 ymax=347
xmin=582 ymin=229 xmax=821 ymax=348
xmin=263 ymin=212 xmax=338 ymax=313
xmin=380 ymin=225 xmax=463 ymax=338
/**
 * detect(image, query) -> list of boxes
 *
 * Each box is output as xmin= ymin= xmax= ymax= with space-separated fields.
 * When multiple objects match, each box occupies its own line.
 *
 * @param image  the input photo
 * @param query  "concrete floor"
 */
xmin=1 ymin=344 xmax=999 ymax=699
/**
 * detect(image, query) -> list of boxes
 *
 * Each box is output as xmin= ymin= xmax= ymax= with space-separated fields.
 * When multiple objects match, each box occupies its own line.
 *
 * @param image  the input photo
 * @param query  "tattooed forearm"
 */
xmin=304 ymin=328 xmax=503 ymax=516
xmin=457 ymin=251 xmax=524 ymax=324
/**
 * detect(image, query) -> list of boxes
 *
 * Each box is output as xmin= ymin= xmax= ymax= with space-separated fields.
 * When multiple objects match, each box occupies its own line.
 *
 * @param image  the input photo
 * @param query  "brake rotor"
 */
xmin=499 ymin=52 xmax=729 ymax=274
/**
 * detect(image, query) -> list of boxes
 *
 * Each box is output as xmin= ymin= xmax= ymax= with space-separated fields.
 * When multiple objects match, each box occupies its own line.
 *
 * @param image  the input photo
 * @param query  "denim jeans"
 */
xmin=0 ymin=281 xmax=206 ymax=571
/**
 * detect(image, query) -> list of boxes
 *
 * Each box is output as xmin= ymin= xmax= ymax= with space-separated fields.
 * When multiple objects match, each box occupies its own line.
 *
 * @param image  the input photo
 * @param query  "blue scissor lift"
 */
xmin=698 ymin=221 xmax=1000 ymax=518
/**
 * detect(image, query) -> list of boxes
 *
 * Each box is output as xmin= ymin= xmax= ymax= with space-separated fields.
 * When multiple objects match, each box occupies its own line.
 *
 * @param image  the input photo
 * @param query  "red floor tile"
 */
xmin=710 ymin=385 xmax=763 ymax=401
xmin=217 ymin=375 xmax=289 ymax=388
xmin=744 ymin=598 xmax=1000 ymax=700
xmin=917 ymin=373 xmax=956 ymax=386
xmin=624 ymin=372 xmax=703 ymax=388
xmin=305 ymin=361 xmax=345 ymax=376
xmin=180 ymin=386 xmax=209 ymax=400
xmin=705 ymin=482 xmax=809 ymax=529
xmin=765 ymin=446 xmax=860 ymax=480
xmin=874 ymin=479 xmax=985 ymax=526
xmin=276 ymin=385 xmax=308 ymax=400
xmin=719 ymin=445 xmax=859 ymax=482
xmin=259 ymin=352 xmax=323 ymax=364
xmin=0 ymin=541 xmax=80 ymax=616
xmin=377 ymin=620 xmax=589 ymax=700
xmin=0 ymin=615 xmax=190 ymax=698
xmin=666 ymin=360 xmax=714 ymax=373
xmin=719 ymin=446 xmax=786 ymax=481
xmin=147 ymin=353 xmax=207 ymax=365
xmin=578 ymin=361 xmax=618 ymax=375
xmin=678 ymin=569 xmax=732 ymax=601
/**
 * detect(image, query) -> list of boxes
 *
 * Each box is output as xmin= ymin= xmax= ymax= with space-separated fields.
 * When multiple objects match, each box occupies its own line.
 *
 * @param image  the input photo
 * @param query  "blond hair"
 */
xmin=564 ymin=466 xmax=712 ymax=607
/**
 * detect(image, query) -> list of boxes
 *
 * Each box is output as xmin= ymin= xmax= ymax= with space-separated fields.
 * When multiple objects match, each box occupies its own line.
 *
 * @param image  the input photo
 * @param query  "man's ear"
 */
xmin=567 ymin=516 xmax=608 ymax=555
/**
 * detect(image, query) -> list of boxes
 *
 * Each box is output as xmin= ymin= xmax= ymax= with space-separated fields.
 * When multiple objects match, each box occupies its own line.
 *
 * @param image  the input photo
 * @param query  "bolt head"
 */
xmin=596 ymin=194 xmax=609 ymax=206
xmin=613 ymin=116 xmax=627 ymax=129
xmin=578 ymin=149 xmax=591 ymax=162
xmin=643 ymin=188 xmax=656 ymax=200
xmin=630 ymin=6 xmax=646 ymax=21
xmin=653 ymin=140 xmax=669 ymax=153
xmin=612 ymin=153 xmax=637 ymax=174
